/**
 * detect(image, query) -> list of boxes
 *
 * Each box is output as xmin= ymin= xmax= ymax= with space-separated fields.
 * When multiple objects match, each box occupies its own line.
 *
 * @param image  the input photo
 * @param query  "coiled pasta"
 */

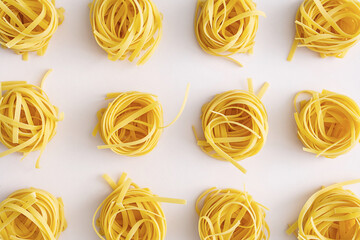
xmin=93 ymin=86 xmax=189 ymax=156
xmin=196 ymin=187 xmax=269 ymax=240
xmin=294 ymin=90 xmax=360 ymax=158
xmin=0 ymin=70 xmax=64 ymax=168
xmin=194 ymin=0 xmax=265 ymax=66
xmin=0 ymin=187 xmax=67 ymax=240
xmin=288 ymin=0 xmax=360 ymax=61
xmin=0 ymin=0 xmax=65 ymax=60
xmin=93 ymin=173 xmax=186 ymax=240
xmin=90 ymin=0 xmax=162 ymax=65
xmin=193 ymin=79 xmax=269 ymax=173
xmin=287 ymin=179 xmax=360 ymax=239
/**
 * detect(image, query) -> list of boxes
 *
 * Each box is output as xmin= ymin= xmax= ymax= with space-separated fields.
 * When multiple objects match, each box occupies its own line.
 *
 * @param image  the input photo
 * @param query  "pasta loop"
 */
xmin=0 ymin=0 xmax=65 ymax=60
xmin=93 ymin=173 xmax=186 ymax=240
xmin=196 ymin=187 xmax=269 ymax=240
xmin=287 ymin=179 xmax=360 ymax=239
xmin=288 ymin=0 xmax=360 ymax=60
xmin=294 ymin=90 xmax=360 ymax=158
xmin=0 ymin=188 xmax=67 ymax=240
xmin=0 ymin=70 xmax=64 ymax=168
xmin=193 ymin=79 xmax=269 ymax=173
xmin=93 ymin=86 xmax=189 ymax=156
xmin=195 ymin=0 xmax=265 ymax=66
xmin=90 ymin=0 xmax=162 ymax=65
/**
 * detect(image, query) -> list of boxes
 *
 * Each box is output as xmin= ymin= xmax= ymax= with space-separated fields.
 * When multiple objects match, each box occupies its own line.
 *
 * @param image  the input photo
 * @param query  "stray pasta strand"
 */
xmin=193 ymin=79 xmax=269 ymax=173
xmin=288 ymin=0 xmax=360 ymax=61
xmin=0 ymin=70 xmax=64 ymax=168
xmin=195 ymin=0 xmax=265 ymax=66
xmin=93 ymin=173 xmax=186 ymax=240
xmin=294 ymin=89 xmax=360 ymax=158
xmin=196 ymin=187 xmax=269 ymax=240
xmin=93 ymin=84 xmax=190 ymax=156
xmin=0 ymin=188 xmax=67 ymax=240
xmin=90 ymin=0 xmax=163 ymax=65
xmin=287 ymin=179 xmax=360 ymax=239
xmin=0 ymin=0 xmax=65 ymax=60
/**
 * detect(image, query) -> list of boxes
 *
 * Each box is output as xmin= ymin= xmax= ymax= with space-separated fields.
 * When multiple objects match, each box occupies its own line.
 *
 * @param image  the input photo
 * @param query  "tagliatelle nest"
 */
xmin=0 ymin=0 xmax=64 ymax=60
xmin=288 ymin=0 xmax=360 ymax=60
xmin=90 ymin=0 xmax=163 ymax=65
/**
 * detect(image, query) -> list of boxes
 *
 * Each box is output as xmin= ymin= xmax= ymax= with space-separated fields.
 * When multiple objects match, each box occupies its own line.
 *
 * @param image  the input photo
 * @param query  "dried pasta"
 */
xmin=0 ymin=0 xmax=65 ymax=60
xmin=287 ymin=179 xmax=360 ymax=239
xmin=194 ymin=0 xmax=265 ymax=66
xmin=93 ymin=86 xmax=189 ymax=156
xmin=0 ymin=187 xmax=67 ymax=240
xmin=294 ymin=90 xmax=360 ymax=158
xmin=93 ymin=173 xmax=186 ymax=240
xmin=0 ymin=70 xmax=64 ymax=168
xmin=193 ymin=79 xmax=269 ymax=173
xmin=288 ymin=0 xmax=360 ymax=61
xmin=90 ymin=0 xmax=162 ymax=65
xmin=196 ymin=187 xmax=269 ymax=240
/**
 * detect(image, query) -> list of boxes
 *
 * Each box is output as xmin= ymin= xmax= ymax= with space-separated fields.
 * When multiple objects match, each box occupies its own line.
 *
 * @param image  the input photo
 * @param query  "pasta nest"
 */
xmin=93 ymin=173 xmax=186 ymax=240
xmin=287 ymin=180 xmax=360 ymax=239
xmin=194 ymin=0 xmax=265 ymax=66
xmin=0 ymin=70 xmax=63 ymax=168
xmin=93 ymin=88 xmax=189 ymax=157
xmin=196 ymin=187 xmax=269 ymax=240
xmin=0 ymin=188 xmax=67 ymax=240
xmin=90 ymin=0 xmax=163 ymax=65
xmin=288 ymin=0 xmax=360 ymax=60
xmin=0 ymin=0 xmax=65 ymax=60
xmin=294 ymin=90 xmax=360 ymax=158
xmin=193 ymin=79 xmax=269 ymax=173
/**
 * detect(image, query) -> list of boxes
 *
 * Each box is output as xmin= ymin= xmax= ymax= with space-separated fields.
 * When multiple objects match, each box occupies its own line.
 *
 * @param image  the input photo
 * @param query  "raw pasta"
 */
xmin=93 ymin=173 xmax=186 ymax=240
xmin=90 ymin=0 xmax=162 ymax=65
xmin=196 ymin=187 xmax=269 ymax=240
xmin=294 ymin=90 xmax=360 ymax=158
xmin=0 ymin=188 xmax=67 ymax=240
xmin=0 ymin=70 xmax=64 ymax=168
xmin=193 ymin=79 xmax=269 ymax=173
xmin=288 ymin=0 xmax=360 ymax=60
xmin=287 ymin=179 xmax=360 ymax=239
xmin=194 ymin=0 xmax=265 ymax=66
xmin=93 ymin=86 xmax=189 ymax=156
xmin=0 ymin=0 xmax=65 ymax=60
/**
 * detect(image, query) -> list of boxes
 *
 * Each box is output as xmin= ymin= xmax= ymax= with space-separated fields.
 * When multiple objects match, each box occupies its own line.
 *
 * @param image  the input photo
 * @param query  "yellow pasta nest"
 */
xmin=0 ymin=0 xmax=65 ymax=60
xmin=0 ymin=70 xmax=63 ymax=168
xmin=194 ymin=0 xmax=265 ymax=66
xmin=196 ymin=187 xmax=269 ymax=240
xmin=287 ymin=179 xmax=360 ymax=239
xmin=0 ymin=188 xmax=67 ymax=240
xmin=93 ymin=173 xmax=186 ymax=240
xmin=288 ymin=0 xmax=360 ymax=60
xmin=193 ymin=79 xmax=269 ymax=173
xmin=93 ymin=87 xmax=189 ymax=156
xmin=294 ymin=90 xmax=360 ymax=158
xmin=90 ymin=0 xmax=162 ymax=65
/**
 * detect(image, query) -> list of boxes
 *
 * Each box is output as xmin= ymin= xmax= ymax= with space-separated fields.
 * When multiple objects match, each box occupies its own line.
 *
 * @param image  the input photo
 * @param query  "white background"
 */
xmin=1 ymin=0 xmax=360 ymax=239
